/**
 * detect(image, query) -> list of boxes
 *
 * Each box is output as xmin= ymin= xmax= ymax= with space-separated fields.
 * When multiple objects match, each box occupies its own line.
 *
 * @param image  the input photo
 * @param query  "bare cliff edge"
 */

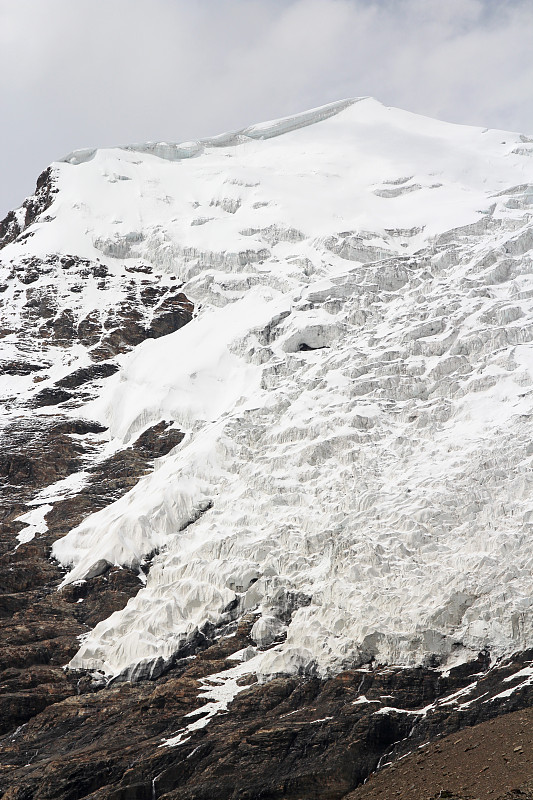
xmin=2 ymin=98 xmax=533 ymax=799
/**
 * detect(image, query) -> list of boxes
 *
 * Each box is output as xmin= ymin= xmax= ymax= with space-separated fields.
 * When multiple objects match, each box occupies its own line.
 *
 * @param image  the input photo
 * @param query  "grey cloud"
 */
xmin=1 ymin=0 xmax=532 ymax=216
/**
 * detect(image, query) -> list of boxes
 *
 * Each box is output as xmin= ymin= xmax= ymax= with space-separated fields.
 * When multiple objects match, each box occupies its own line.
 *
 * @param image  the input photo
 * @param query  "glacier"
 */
xmin=3 ymin=97 xmax=533 ymax=682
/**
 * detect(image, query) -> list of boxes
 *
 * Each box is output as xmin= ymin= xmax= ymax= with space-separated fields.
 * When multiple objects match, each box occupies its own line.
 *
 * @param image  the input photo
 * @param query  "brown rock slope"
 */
xmin=1 ymin=635 xmax=533 ymax=798
xmin=347 ymin=708 xmax=533 ymax=800
xmin=0 ymin=419 xmax=185 ymax=737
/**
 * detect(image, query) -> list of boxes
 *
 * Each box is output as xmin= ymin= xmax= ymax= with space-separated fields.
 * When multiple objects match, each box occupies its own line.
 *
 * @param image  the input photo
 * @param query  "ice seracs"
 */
xmin=3 ymin=97 xmax=533 ymax=682
xmin=60 ymin=98 xmax=359 ymax=166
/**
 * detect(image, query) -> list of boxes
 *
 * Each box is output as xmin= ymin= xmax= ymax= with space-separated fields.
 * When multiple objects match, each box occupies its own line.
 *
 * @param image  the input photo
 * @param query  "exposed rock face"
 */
xmin=1 ymin=253 xmax=192 ymax=364
xmin=1 ymin=636 xmax=533 ymax=798
xmin=0 ymin=167 xmax=57 ymax=250
xmin=0 ymin=416 xmax=186 ymax=737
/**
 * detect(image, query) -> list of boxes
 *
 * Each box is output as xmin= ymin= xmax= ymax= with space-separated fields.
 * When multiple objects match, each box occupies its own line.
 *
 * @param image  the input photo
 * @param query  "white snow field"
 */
xmin=4 ymin=97 xmax=533 ymax=680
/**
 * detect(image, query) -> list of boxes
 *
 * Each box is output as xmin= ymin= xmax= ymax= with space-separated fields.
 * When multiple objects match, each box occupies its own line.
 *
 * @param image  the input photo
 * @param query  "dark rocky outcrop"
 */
xmin=0 ymin=168 xmax=57 ymax=250
xmin=30 ymin=387 xmax=74 ymax=408
xmin=0 ymin=418 xmax=186 ymax=744
xmin=55 ymin=362 xmax=119 ymax=390
xmin=0 ymin=361 xmax=47 ymax=376
xmin=1 ymin=254 xmax=193 ymax=378
xmin=0 ymin=416 xmax=106 ymax=527
xmin=44 ymin=421 xmax=185 ymax=538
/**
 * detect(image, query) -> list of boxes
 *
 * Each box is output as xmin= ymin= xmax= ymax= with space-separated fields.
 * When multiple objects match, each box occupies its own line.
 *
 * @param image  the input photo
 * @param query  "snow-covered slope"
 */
xmin=3 ymin=97 xmax=533 ymax=681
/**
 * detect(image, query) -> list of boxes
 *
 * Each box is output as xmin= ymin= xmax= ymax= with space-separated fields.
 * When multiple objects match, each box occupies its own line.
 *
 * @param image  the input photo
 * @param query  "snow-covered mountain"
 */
xmin=3 ymin=96 xmax=533 ymax=695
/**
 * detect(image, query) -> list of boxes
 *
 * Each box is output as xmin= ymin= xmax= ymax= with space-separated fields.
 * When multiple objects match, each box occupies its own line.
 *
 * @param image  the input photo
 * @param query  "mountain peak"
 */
xmin=2 ymin=97 xmax=533 ymax=797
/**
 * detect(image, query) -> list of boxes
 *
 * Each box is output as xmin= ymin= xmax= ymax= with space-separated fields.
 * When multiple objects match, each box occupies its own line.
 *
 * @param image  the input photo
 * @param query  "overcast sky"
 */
xmin=2 ymin=0 xmax=533 ymax=218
